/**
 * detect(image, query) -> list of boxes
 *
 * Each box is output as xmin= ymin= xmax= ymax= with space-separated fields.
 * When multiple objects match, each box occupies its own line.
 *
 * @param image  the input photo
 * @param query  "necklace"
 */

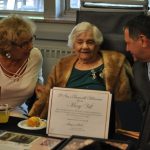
xmin=0 ymin=58 xmax=28 ymax=81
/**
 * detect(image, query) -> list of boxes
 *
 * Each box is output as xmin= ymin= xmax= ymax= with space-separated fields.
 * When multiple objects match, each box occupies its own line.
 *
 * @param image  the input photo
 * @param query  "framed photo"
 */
xmin=0 ymin=131 xmax=64 ymax=150
xmin=31 ymin=136 xmax=64 ymax=150
xmin=0 ymin=131 xmax=38 ymax=144
xmin=57 ymin=135 xmax=133 ymax=150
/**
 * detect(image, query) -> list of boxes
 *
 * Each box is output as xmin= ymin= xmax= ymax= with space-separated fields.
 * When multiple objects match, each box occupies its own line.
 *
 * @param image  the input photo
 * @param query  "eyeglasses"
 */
xmin=10 ymin=35 xmax=36 ymax=48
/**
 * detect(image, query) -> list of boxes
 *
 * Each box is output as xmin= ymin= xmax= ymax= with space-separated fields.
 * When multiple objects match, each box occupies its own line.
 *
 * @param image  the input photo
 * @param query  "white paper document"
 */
xmin=47 ymin=87 xmax=112 ymax=139
xmin=0 ymin=131 xmax=62 ymax=150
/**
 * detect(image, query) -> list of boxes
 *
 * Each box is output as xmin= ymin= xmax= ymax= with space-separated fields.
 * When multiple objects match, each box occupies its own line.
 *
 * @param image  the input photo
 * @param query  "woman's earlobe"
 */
xmin=5 ymin=52 xmax=12 ymax=59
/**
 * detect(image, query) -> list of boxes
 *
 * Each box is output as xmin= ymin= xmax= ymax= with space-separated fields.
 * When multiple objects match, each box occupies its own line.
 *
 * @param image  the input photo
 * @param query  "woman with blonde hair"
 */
xmin=0 ymin=14 xmax=44 ymax=117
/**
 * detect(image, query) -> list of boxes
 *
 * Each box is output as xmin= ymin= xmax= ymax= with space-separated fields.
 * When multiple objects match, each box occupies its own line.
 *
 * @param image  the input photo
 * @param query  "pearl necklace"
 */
xmin=0 ymin=59 xmax=28 ymax=81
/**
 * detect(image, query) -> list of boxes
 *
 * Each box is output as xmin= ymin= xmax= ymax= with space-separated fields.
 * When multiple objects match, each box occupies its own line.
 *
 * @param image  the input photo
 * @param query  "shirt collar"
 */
xmin=147 ymin=62 xmax=150 ymax=80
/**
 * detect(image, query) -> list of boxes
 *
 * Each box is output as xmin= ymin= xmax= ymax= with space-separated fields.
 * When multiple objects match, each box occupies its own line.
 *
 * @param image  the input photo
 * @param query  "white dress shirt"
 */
xmin=147 ymin=62 xmax=150 ymax=81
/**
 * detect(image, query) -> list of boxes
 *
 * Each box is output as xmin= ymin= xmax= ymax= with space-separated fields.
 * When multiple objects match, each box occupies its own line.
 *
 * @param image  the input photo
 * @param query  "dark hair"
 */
xmin=124 ymin=15 xmax=150 ymax=39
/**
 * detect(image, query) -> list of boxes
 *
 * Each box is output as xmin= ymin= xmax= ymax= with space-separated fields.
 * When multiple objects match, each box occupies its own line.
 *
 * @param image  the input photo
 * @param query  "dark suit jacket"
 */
xmin=133 ymin=62 xmax=150 ymax=150
xmin=133 ymin=61 xmax=150 ymax=114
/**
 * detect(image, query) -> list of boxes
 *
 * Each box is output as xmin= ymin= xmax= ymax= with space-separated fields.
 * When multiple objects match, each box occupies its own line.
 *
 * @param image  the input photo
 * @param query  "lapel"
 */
xmin=133 ymin=61 xmax=150 ymax=149
xmin=133 ymin=61 xmax=150 ymax=106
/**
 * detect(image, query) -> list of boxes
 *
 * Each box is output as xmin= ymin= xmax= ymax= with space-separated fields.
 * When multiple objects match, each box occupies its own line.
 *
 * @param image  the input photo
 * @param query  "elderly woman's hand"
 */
xmin=29 ymin=83 xmax=50 ymax=119
xmin=39 ymin=100 xmax=49 ymax=119
xmin=28 ymin=98 xmax=46 ymax=118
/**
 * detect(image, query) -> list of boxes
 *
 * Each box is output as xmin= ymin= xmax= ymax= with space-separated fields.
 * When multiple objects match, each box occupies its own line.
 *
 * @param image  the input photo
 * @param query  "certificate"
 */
xmin=47 ymin=87 xmax=112 ymax=139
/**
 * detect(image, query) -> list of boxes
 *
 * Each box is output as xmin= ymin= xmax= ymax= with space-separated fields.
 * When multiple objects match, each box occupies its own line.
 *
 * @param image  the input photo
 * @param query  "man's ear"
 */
xmin=140 ymin=35 xmax=148 ymax=48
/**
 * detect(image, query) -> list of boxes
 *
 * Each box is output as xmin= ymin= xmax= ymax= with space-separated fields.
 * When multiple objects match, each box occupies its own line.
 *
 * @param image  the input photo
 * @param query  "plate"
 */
xmin=17 ymin=119 xmax=47 ymax=130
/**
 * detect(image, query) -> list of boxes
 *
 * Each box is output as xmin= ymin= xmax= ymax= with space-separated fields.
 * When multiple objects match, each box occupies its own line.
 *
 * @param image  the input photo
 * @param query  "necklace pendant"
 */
xmin=99 ymin=72 xmax=103 ymax=78
xmin=91 ymin=70 xmax=96 ymax=80
xmin=92 ymin=74 xmax=96 ymax=79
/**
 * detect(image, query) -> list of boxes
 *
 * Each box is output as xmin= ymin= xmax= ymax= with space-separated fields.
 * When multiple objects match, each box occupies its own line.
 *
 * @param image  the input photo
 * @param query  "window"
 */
xmin=69 ymin=0 xmax=148 ymax=10
xmin=0 ymin=0 xmax=43 ymax=12
xmin=70 ymin=0 xmax=80 ymax=8
xmin=0 ymin=0 xmax=44 ymax=19
xmin=0 ymin=0 xmax=149 ymax=21
xmin=0 ymin=0 xmax=76 ymax=20
xmin=80 ymin=0 xmax=148 ymax=10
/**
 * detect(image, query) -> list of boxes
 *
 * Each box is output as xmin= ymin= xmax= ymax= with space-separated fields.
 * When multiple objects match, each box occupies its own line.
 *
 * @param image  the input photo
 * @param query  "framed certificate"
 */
xmin=47 ymin=87 xmax=112 ymax=139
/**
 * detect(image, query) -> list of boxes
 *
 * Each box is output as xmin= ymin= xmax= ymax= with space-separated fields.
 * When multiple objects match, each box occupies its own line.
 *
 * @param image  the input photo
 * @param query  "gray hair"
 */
xmin=68 ymin=22 xmax=103 ymax=49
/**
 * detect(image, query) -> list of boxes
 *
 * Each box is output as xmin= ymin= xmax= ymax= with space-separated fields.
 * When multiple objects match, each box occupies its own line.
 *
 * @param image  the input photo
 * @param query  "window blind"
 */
xmin=80 ymin=0 xmax=147 ymax=5
xmin=80 ymin=0 xmax=148 ymax=10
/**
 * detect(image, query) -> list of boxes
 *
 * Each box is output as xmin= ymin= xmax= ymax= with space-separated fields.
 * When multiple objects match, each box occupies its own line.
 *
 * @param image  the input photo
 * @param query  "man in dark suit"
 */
xmin=124 ymin=14 xmax=150 ymax=115
xmin=124 ymin=15 xmax=150 ymax=150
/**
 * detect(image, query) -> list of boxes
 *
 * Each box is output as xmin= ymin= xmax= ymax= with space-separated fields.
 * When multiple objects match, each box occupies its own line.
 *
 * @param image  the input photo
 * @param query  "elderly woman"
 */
xmin=29 ymin=22 xmax=133 ymax=120
xmin=0 ymin=14 xmax=44 ymax=117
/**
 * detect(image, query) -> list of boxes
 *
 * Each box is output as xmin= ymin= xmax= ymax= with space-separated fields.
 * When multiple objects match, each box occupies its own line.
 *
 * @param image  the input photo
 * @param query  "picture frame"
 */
xmin=57 ymin=135 xmax=134 ymax=150
xmin=0 ymin=131 xmax=64 ymax=150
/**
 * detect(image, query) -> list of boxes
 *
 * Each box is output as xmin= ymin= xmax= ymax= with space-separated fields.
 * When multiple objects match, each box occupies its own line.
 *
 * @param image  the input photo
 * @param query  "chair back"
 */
xmin=76 ymin=10 xmax=145 ymax=65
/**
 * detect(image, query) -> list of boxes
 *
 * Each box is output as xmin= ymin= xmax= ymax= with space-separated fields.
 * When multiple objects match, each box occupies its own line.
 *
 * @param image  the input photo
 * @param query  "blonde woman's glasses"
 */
xmin=10 ymin=35 xmax=36 ymax=48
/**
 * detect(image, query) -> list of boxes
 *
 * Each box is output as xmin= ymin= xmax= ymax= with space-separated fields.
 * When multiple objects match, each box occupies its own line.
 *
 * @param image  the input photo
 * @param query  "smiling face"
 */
xmin=124 ymin=28 xmax=150 ymax=62
xmin=0 ymin=14 xmax=36 ymax=61
xmin=73 ymin=30 xmax=99 ymax=63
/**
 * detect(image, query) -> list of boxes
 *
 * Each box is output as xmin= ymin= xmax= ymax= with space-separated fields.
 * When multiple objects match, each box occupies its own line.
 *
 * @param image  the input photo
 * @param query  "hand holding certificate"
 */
xmin=47 ymin=87 xmax=112 ymax=139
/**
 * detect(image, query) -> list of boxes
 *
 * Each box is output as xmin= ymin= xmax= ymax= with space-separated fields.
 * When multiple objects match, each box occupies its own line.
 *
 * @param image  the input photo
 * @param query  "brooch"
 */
xmin=91 ymin=69 xmax=103 ymax=80
xmin=91 ymin=69 xmax=97 ymax=80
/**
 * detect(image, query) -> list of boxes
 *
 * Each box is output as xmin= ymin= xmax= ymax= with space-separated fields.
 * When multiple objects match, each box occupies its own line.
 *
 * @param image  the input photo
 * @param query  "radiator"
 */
xmin=40 ymin=48 xmax=72 ymax=82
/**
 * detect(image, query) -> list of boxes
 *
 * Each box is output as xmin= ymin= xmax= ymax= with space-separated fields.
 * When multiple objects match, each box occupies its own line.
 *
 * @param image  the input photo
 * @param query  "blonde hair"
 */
xmin=68 ymin=22 xmax=103 ymax=49
xmin=0 ymin=14 xmax=36 ymax=52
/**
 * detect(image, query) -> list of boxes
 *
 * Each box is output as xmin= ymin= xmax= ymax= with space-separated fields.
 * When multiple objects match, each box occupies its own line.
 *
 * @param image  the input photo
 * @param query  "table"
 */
xmin=0 ymin=116 xmax=139 ymax=150
xmin=0 ymin=116 xmax=47 ymax=137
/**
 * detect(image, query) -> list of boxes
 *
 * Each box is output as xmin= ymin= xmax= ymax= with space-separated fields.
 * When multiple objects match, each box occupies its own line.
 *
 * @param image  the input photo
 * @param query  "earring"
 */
xmin=5 ymin=52 xmax=11 ymax=59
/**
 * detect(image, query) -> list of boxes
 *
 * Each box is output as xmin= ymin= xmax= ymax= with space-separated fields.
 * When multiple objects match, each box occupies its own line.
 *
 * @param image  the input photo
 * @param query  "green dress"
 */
xmin=66 ymin=64 xmax=105 ymax=91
